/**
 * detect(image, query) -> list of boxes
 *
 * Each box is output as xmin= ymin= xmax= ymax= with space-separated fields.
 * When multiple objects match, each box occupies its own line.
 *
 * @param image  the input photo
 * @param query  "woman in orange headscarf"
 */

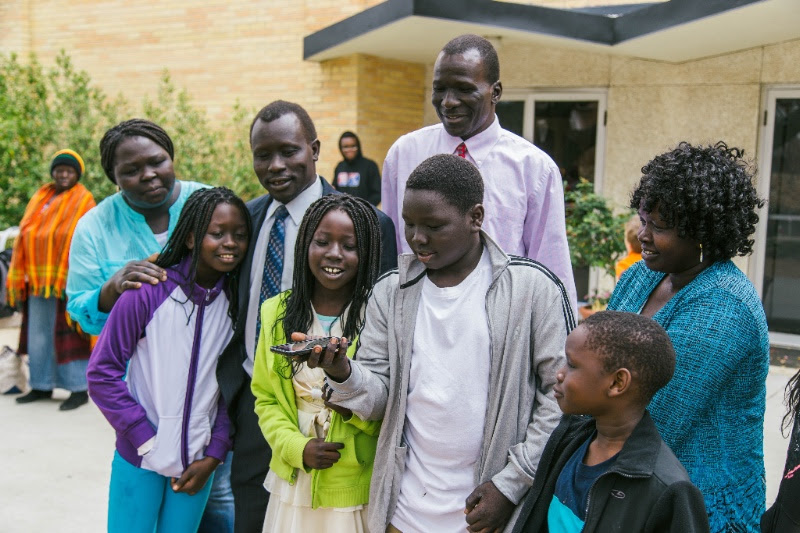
xmin=7 ymin=149 xmax=96 ymax=410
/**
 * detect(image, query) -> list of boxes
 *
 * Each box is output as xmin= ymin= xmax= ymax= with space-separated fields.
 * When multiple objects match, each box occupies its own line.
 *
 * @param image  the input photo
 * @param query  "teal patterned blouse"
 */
xmin=608 ymin=259 xmax=769 ymax=533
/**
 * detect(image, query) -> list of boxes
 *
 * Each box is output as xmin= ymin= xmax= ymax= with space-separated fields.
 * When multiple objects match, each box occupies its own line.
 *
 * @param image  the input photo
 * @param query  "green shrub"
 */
xmin=0 ymin=51 xmax=259 ymax=230
xmin=565 ymin=178 xmax=631 ymax=279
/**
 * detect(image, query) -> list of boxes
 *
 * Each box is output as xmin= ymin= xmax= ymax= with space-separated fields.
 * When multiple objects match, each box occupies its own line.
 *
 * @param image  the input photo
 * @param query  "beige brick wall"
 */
xmin=0 ymin=0 xmax=31 ymax=55
xmin=353 ymin=54 xmax=425 ymax=173
xmin=4 ymin=1 xmax=799 ymax=252
xmin=0 ymin=0 xmax=391 ymax=182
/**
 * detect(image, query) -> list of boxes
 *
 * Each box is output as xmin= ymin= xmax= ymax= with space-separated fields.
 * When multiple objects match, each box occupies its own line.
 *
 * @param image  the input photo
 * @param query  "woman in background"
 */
xmin=615 ymin=214 xmax=642 ymax=280
xmin=332 ymin=131 xmax=381 ymax=206
xmin=762 ymin=371 xmax=800 ymax=532
xmin=9 ymin=149 xmax=95 ymax=410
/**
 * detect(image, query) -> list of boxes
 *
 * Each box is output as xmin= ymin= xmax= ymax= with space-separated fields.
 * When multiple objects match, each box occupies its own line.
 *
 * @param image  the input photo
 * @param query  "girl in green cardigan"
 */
xmin=251 ymin=194 xmax=382 ymax=532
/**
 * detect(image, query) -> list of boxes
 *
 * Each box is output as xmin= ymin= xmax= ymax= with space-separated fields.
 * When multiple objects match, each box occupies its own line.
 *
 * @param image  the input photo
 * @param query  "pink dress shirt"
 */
xmin=381 ymin=116 xmax=577 ymax=311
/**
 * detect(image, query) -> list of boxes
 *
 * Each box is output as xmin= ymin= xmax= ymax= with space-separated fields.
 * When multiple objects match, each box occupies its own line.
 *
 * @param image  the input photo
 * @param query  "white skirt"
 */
xmin=262 ymin=403 xmax=368 ymax=533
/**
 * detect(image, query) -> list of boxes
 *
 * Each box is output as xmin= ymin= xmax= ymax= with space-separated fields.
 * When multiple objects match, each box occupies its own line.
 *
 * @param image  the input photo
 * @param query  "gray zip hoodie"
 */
xmin=327 ymin=231 xmax=574 ymax=532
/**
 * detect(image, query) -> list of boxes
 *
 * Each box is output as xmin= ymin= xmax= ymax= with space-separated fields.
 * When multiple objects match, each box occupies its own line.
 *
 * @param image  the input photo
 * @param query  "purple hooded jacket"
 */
xmin=87 ymin=257 xmax=233 ymax=477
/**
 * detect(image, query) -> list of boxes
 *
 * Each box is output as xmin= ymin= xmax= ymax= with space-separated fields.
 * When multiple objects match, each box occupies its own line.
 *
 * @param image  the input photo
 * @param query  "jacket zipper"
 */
xmin=180 ymin=289 xmax=210 ymax=470
xmin=583 ymin=470 xmax=648 ymax=530
xmin=476 ymin=277 xmax=498 ymax=477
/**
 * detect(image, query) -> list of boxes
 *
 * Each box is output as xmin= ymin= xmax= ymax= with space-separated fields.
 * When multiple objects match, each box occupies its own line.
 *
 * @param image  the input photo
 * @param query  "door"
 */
xmin=754 ymin=88 xmax=800 ymax=346
xmin=496 ymin=91 xmax=608 ymax=302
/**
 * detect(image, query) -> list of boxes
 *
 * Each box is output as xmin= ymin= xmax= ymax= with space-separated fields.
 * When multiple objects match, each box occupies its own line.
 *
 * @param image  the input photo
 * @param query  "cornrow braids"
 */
xmin=100 ymin=119 xmax=175 ymax=184
xmin=155 ymin=187 xmax=252 ymax=328
xmin=274 ymin=194 xmax=381 ymax=378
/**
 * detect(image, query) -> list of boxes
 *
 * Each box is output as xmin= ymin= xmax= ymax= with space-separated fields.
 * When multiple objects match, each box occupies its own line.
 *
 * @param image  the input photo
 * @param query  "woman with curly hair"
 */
xmin=607 ymin=141 xmax=769 ymax=533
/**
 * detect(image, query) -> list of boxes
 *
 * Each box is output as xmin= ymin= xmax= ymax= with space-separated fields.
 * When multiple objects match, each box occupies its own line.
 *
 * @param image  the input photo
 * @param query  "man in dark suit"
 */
xmin=216 ymin=100 xmax=397 ymax=532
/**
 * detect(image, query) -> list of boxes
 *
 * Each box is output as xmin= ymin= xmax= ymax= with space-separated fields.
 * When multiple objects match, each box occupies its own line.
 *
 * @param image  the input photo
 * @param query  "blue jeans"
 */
xmin=108 ymin=451 xmax=214 ymax=533
xmin=198 ymin=451 xmax=234 ymax=533
xmin=27 ymin=296 xmax=87 ymax=392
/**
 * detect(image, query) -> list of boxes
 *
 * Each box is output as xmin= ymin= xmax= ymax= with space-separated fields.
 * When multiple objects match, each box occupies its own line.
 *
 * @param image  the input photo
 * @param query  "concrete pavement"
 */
xmin=0 ymin=318 xmax=795 ymax=532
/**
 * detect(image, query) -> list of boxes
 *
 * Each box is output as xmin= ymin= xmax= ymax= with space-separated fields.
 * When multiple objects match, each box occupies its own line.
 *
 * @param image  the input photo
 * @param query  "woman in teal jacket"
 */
xmin=608 ymin=142 xmax=768 ymax=533
xmin=252 ymin=194 xmax=382 ymax=531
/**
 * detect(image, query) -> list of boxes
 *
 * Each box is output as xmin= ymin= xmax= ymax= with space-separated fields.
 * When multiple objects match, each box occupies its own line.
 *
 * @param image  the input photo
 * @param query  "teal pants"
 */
xmin=108 ymin=451 xmax=214 ymax=533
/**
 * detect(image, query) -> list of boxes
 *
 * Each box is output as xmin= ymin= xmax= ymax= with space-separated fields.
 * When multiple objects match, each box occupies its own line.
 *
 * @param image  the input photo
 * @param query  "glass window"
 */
xmin=763 ymin=98 xmax=800 ymax=335
xmin=496 ymin=100 xmax=525 ymax=138
xmin=533 ymin=100 xmax=600 ymax=302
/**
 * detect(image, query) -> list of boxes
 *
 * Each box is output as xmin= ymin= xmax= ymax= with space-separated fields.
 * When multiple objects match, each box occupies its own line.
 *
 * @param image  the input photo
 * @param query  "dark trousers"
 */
xmin=230 ymin=377 xmax=272 ymax=533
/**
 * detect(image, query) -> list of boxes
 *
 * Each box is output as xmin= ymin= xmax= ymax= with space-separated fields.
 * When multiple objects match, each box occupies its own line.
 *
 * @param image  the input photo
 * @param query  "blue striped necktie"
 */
xmin=255 ymin=205 xmax=289 ymax=348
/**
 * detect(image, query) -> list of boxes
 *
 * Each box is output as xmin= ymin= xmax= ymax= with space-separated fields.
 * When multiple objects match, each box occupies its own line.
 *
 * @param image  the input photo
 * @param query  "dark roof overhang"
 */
xmin=304 ymin=0 xmax=799 ymax=63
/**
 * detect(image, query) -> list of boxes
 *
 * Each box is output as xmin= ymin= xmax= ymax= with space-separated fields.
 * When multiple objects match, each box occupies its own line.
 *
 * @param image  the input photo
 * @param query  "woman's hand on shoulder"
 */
xmin=292 ymin=333 xmax=352 ymax=382
xmin=171 ymin=456 xmax=220 ymax=495
xmin=98 ymin=253 xmax=166 ymax=312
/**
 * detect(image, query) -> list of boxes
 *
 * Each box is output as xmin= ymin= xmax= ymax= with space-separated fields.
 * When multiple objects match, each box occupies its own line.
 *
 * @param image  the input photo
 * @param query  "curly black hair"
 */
xmin=632 ymin=141 xmax=765 ymax=262
xmin=582 ymin=311 xmax=676 ymax=404
xmin=783 ymin=369 xmax=800 ymax=434
xmin=407 ymin=153 xmax=484 ymax=214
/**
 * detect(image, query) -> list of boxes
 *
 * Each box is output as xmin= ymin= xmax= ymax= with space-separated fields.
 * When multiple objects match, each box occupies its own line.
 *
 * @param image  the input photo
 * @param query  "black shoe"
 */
xmin=16 ymin=389 xmax=52 ymax=404
xmin=59 ymin=391 xmax=89 ymax=411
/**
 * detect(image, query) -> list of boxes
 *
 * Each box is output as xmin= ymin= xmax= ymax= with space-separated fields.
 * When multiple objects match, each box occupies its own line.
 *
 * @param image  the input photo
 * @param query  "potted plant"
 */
xmin=564 ymin=178 xmax=630 ymax=318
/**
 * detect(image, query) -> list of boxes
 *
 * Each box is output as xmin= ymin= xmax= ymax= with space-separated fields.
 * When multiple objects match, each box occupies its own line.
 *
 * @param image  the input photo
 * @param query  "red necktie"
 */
xmin=456 ymin=142 xmax=467 ymax=158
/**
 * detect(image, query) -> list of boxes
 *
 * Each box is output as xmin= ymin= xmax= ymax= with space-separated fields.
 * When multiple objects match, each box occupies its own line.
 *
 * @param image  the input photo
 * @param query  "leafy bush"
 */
xmin=565 ymin=178 xmax=631 ymax=279
xmin=0 ymin=51 xmax=259 ymax=230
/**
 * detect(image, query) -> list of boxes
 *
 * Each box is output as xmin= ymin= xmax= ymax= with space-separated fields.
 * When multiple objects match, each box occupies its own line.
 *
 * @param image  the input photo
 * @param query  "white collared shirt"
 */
xmin=243 ymin=177 xmax=324 ymax=375
xmin=381 ymin=115 xmax=577 ymax=311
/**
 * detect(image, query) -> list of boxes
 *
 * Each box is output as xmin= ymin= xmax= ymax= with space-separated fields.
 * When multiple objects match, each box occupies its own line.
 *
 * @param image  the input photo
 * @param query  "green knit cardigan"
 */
xmin=251 ymin=292 xmax=380 ymax=509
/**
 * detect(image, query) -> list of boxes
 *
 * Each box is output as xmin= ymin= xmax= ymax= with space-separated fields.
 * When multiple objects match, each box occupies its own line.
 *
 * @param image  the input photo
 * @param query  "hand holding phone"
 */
xmin=290 ymin=333 xmax=352 ymax=382
xmin=270 ymin=337 xmax=333 ymax=363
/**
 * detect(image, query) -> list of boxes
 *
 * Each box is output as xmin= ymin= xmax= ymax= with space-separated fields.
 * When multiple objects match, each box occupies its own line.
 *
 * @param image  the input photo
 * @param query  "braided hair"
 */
xmin=275 ymin=194 xmax=381 ymax=376
xmin=155 ymin=187 xmax=252 ymax=328
xmin=99 ymin=119 xmax=175 ymax=184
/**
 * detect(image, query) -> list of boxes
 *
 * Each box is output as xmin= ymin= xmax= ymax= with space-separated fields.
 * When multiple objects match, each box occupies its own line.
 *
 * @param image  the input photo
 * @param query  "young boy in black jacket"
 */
xmin=512 ymin=311 xmax=709 ymax=533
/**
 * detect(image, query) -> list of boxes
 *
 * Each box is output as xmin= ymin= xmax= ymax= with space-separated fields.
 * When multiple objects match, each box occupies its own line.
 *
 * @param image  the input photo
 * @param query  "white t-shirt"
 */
xmin=153 ymin=230 xmax=168 ymax=248
xmin=391 ymin=248 xmax=493 ymax=533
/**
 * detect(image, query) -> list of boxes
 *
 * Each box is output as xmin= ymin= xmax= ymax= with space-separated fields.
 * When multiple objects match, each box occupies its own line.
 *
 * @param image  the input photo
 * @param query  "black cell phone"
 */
xmin=270 ymin=337 xmax=333 ymax=361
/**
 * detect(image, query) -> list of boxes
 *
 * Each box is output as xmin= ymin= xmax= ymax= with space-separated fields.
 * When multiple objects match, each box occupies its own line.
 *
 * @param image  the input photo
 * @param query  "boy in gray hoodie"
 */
xmin=305 ymin=153 xmax=573 ymax=532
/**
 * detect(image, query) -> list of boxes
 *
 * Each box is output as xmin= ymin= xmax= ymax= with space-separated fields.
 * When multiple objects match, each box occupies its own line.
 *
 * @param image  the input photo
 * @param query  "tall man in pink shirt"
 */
xmin=382 ymin=34 xmax=577 ymax=311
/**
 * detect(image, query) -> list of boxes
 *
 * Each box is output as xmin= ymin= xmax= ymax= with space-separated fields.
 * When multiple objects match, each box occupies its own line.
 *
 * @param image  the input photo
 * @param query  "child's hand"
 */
xmin=324 ymin=399 xmax=353 ymax=419
xmin=171 ymin=456 xmax=220 ymax=496
xmin=464 ymin=481 xmax=515 ymax=533
xmin=302 ymin=438 xmax=344 ymax=470
xmin=294 ymin=334 xmax=352 ymax=382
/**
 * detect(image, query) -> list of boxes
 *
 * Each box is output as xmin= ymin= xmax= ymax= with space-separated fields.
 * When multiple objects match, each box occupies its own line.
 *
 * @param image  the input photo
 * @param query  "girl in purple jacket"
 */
xmin=87 ymin=188 xmax=251 ymax=533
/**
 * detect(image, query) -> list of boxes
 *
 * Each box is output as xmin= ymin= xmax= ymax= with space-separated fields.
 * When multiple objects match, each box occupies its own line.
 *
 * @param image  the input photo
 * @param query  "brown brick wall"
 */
xmin=0 ymin=0 xmax=423 ymax=185
xmin=0 ymin=0 xmax=31 ymax=55
xmin=354 ymin=54 xmax=426 ymax=174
